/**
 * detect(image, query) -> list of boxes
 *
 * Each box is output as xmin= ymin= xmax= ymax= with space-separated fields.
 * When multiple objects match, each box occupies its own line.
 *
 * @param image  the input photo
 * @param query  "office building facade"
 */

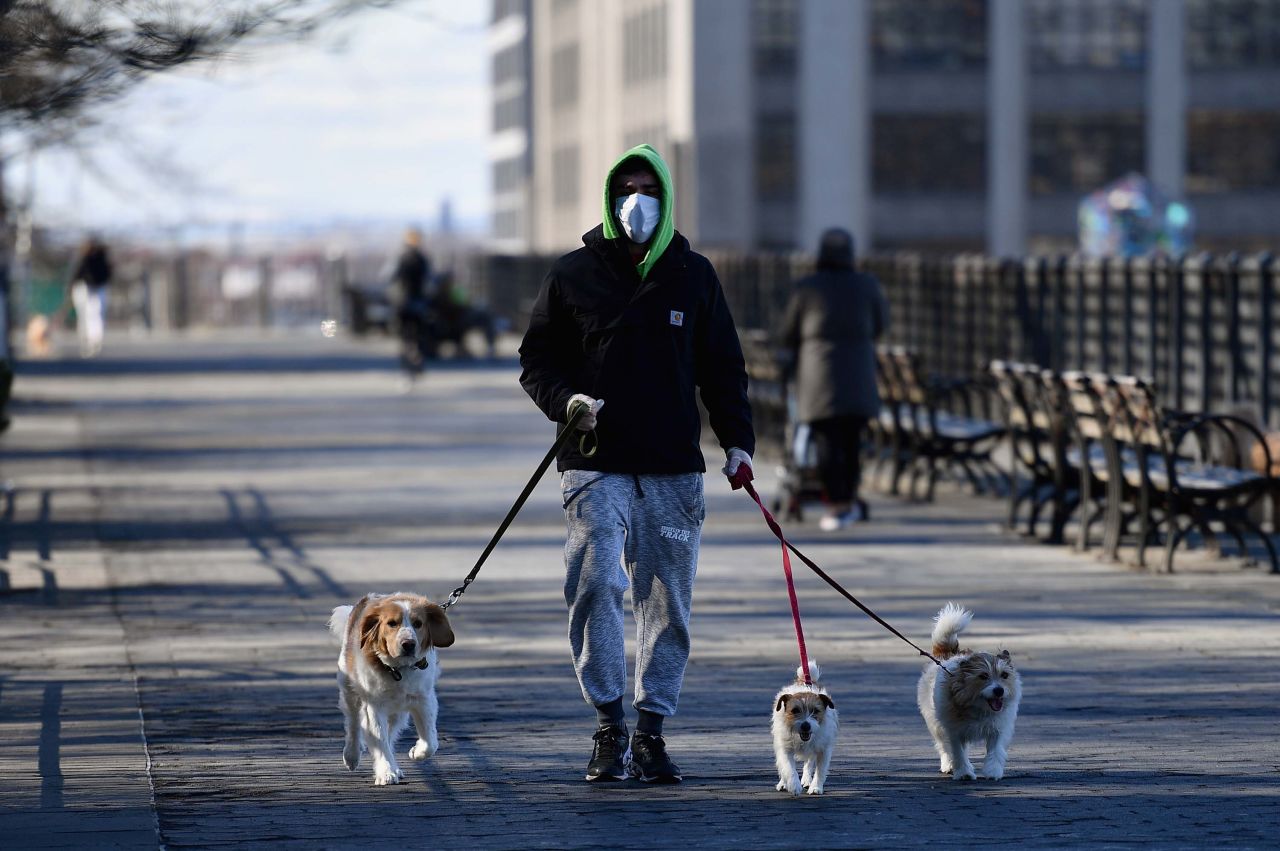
xmin=491 ymin=0 xmax=1280 ymax=255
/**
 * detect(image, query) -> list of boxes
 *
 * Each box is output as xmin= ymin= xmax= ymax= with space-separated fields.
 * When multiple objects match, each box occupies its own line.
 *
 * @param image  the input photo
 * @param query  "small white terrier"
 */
xmin=917 ymin=603 xmax=1021 ymax=781
xmin=771 ymin=662 xmax=838 ymax=796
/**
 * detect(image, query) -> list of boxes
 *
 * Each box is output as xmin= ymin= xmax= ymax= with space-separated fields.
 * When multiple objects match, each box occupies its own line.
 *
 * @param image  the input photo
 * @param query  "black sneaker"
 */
xmin=585 ymin=724 xmax=630 ymax=782
xmin=628 ymin=732 xmax=682 ymax=783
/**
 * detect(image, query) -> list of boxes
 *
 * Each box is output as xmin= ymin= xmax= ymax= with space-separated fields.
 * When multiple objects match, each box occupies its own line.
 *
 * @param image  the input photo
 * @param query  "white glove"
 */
xmin=723 ymin=447 xmax=753 ymax=482
xmin=567 ymin=394 xmax=604 ymax=432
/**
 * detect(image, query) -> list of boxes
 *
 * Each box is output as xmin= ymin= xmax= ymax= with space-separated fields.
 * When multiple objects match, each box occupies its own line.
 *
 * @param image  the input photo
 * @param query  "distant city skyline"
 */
xmin=5 ymin=1 xmax=490 ymax=239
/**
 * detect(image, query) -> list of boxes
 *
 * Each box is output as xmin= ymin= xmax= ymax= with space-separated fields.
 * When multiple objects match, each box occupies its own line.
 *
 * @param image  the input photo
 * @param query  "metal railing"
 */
xmin=20 ymin=244 xmax=1278 ymax=428
xmin=465 ymin=249 xmax=1280 ymax=428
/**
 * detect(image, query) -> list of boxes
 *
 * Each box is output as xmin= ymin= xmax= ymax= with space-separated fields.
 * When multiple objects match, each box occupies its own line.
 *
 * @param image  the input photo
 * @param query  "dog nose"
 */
xmin=992 ymin=686 xmax=1004 ymax=697
xmin=400 ymin=640 xmax=416 ymax=654
xmin=800 ymin=722 xmax=811 ymax=733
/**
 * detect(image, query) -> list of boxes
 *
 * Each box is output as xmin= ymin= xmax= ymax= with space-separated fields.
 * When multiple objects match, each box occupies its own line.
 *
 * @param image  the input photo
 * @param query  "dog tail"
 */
xmin=328 ymin=605 xmax=354 ymax=643
xmin=930 ymin=602 xmax=973 ymax=659
xmin=796 ymin=661 xmax=821 ymax=684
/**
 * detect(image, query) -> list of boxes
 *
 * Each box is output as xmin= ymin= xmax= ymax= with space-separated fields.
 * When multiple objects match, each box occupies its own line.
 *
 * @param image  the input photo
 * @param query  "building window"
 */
xmin=1029 ymin=114 xmax=1144 ymax=195
xmin=872 ymin=0 xmax=987 ymax=70
xmin=1187 ymin=0 xmax=1280 ymax=68
xmin=756 ymin=114 xmax=796 ymax=202
xmin=492 ymin=42 xmax=525 ymax=88
xmin=494 ymin=209 xmax=519 ymax=240
xmin=1027 ymin=0 xmax=1146 ymax=70
xmin=492 ymin=0 xmax=525 ymax=24
xmin=1187 ymin=111 xmax=1280 ymax=192
xmin=551 ymin=43 xmax=580 ymax=109
xmin=753 ymin=0 xmax=799 ymax=75
xmin=872 ymin=114 xmax=985 ymax=193
xmin=493 ymin=157 xmax=522 ymax=194
xmin=552 ymin=145 xmax=580 ymax=206
xmin=623 ymin=125 xmax=667 ymax=153
xmin=493 ymin=92 xmax=525 ymax=133
xmin=623 ymin=4 xmax=668 ymax=84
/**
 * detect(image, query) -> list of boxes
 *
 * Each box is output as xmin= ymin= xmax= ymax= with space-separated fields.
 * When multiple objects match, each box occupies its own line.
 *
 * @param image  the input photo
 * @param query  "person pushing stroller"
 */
xmin=778 ymin=228 xmax=889 ymax=531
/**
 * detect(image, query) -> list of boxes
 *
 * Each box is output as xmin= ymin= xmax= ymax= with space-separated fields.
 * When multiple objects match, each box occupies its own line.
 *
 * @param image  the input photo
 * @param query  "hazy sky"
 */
xmin=13 ymin=1 xmax=490 ymax=235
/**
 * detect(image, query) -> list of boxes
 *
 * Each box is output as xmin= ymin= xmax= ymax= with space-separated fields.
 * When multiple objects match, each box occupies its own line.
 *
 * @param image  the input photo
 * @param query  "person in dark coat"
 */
xmin=779 ymin=227 xmax=889 ymax=531
xmin=519 ymin=144 xmax=754 ymax=784
xmin=70 ymin=236 xmax=112 ymax=357
xmin=387 ymin=228 xmax=432 ymax=383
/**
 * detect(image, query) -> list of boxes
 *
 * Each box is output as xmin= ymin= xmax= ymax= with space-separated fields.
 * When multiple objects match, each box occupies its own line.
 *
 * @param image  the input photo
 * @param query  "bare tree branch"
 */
xmin=0 ymin=0 xmax=402 ymax=136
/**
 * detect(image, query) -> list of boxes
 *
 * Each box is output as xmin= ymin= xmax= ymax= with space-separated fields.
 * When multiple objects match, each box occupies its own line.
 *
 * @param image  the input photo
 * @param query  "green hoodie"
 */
xmin=600 ymin=143 xmax=675 ymax=282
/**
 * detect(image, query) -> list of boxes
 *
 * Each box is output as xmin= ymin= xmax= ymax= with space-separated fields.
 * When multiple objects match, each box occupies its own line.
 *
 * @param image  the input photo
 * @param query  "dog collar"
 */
xmin=381 ymin=657 xmax=429 ymax=682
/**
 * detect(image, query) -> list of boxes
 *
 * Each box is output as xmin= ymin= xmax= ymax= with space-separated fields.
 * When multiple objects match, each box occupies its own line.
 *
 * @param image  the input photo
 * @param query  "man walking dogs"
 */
xmin=519 ymin=144 xmax=755 ymax=783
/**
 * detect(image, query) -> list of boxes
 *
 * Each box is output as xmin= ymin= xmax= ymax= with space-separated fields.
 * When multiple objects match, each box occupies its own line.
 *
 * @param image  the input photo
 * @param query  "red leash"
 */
xmin=728 ymin=465 xmax=943 ymax=670
xmin=733 ymin=472 xmax=812 ymax=685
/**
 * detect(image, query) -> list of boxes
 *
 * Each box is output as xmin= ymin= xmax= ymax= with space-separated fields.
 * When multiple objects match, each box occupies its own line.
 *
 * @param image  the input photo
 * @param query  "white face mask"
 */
xmin=613 ymin=192 xmax=660 ymax=244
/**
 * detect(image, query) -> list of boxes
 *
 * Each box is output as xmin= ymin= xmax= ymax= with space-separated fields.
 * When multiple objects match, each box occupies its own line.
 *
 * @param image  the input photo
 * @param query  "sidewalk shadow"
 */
xmin=0 ymin=488 xmax=59 ymax=604
xmin=220 ymin=487 xmax=347 ymax=600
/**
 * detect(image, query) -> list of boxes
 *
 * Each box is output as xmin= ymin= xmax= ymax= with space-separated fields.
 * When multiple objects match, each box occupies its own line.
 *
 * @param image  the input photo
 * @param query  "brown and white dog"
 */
xmin=25 ymin=314 xmax=52 ymax=357
xmin=772 ymin=662 xmax=838 ymax=795
xmin=917 ymin=603 xmax=1021 ymax=781
xmin=327 ymin=592 xmax=455 ymax=785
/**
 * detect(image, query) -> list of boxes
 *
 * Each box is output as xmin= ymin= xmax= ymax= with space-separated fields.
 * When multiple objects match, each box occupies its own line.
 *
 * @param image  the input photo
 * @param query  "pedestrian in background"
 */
xmin=519 ymin=144 xmax=755 ymax=784
xmin=387 ymin=227 xmax=432 ymax=388
xmin=430 ymin=271 xmax=498 ymax=360
xmin=779 ymin=228 xmax=889 ymax=531
xmin=70 ymin=236 xmax=112 ymax=358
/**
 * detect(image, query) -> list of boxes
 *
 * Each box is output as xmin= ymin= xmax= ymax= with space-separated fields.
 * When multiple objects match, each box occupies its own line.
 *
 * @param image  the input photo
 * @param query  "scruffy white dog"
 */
xmin=328 ymin=592 xmax=455 ymax=786
xmin=772 ymin=662 xmax=838 ymax=795
xmin=917 ymin=603 xmax=1021 ymax=781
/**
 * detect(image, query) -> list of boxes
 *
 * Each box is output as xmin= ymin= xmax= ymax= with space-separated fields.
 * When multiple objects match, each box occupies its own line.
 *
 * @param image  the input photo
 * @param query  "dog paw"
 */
xmin=951 ymin=767 xmax=977 ymax=781
xmin=939 ymin=762 xmax=953 ymax=775
xmin=981 ymin=767 xmax=1005 ymax=781
xmin=806 ymin=784 xmax=824 ymax=796
xmin=777 ymin=777 xmax=802 ymax=796
xmin=343 ymin=745 xmax=360 ymax=771
xmin=373 ymin=764 xmax=403 ymax=786
xmin=408 ymin=739 xmax=434 ymax=761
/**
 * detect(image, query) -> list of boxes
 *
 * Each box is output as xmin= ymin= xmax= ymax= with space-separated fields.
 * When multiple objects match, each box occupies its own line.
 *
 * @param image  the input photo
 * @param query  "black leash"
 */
xmin=440 ymin=402 xmax=592 ymax=611
xmin=740 ymin=483 xmax=942 ymax=667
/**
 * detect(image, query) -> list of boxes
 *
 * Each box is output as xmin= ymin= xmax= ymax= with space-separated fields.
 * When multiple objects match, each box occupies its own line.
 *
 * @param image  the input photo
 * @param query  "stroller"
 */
xmin=771 ymin=379 xmax=870 ymax=524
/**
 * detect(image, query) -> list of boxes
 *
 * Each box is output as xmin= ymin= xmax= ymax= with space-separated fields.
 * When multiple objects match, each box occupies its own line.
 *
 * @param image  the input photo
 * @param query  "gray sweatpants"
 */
xmin=560 ymin=470 xmax=705 ymax=716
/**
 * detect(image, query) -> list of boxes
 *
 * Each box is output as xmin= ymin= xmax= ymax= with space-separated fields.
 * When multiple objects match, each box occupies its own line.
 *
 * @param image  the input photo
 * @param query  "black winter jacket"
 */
xmin=389 ymin=247 xmax=430 ymax=306
xmin=519 ymin=225 xmax=754 ymax=473
xmin=75 ymin=246 xmax=112 ymax=288
xmin=779 ymin=269 xmax=888 ymax=422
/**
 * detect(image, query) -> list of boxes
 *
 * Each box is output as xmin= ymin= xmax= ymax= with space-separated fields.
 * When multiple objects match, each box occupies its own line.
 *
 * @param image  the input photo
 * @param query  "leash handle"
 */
xmin=740 ymin=482 xmax=943 ymax=669
xmin=440 ymin=404 xmax=590 ymax=610
xmin=743 ymin=482 xmax=811 ymax=685
xmin=569 ymin=398 xmax=600 ymax=458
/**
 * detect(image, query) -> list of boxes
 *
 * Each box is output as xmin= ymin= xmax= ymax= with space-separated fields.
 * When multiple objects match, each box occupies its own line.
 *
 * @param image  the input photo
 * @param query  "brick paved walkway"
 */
xmin=1 ymin=334 xmax=1277 ymax=849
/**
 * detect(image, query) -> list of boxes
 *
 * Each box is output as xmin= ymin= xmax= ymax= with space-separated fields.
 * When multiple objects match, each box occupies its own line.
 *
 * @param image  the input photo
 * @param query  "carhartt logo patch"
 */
xmin=660 ymin=525 xmax=692 ymax=543
xmin=669 ymin=310 xmax=684 ymax=327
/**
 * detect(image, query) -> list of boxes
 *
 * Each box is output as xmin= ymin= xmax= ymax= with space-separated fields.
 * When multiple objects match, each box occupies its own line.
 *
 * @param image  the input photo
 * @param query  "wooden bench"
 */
xmin=878 ymin=348 xmax=1004 ymax=502
xmin=1110 ymin=376 xmax=1278 ymax=573
xmin=989 ymin=360 xmax=1082 ymax=542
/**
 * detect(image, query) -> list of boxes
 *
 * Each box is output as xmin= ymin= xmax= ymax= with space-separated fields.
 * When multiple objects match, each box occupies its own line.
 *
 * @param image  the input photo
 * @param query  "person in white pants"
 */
xmin=71 ymin=282 xmax=107 ymax=356
xmin=70 ymin=237 xmax=112 ymax=357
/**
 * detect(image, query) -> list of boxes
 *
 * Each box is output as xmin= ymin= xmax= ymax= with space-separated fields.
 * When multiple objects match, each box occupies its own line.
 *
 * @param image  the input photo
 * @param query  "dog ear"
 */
xmin=775 ymin=694 xmax=790 ymax=713
xmin=358 ymin=602 xmax=382 ymax=653
xmin=425 ymin=603 xmax=455 ymax=648
xmin=997 ymin=649 xmax=1012 ymax=662
xmin=820 ymin=694 xmax=836 ymax=710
